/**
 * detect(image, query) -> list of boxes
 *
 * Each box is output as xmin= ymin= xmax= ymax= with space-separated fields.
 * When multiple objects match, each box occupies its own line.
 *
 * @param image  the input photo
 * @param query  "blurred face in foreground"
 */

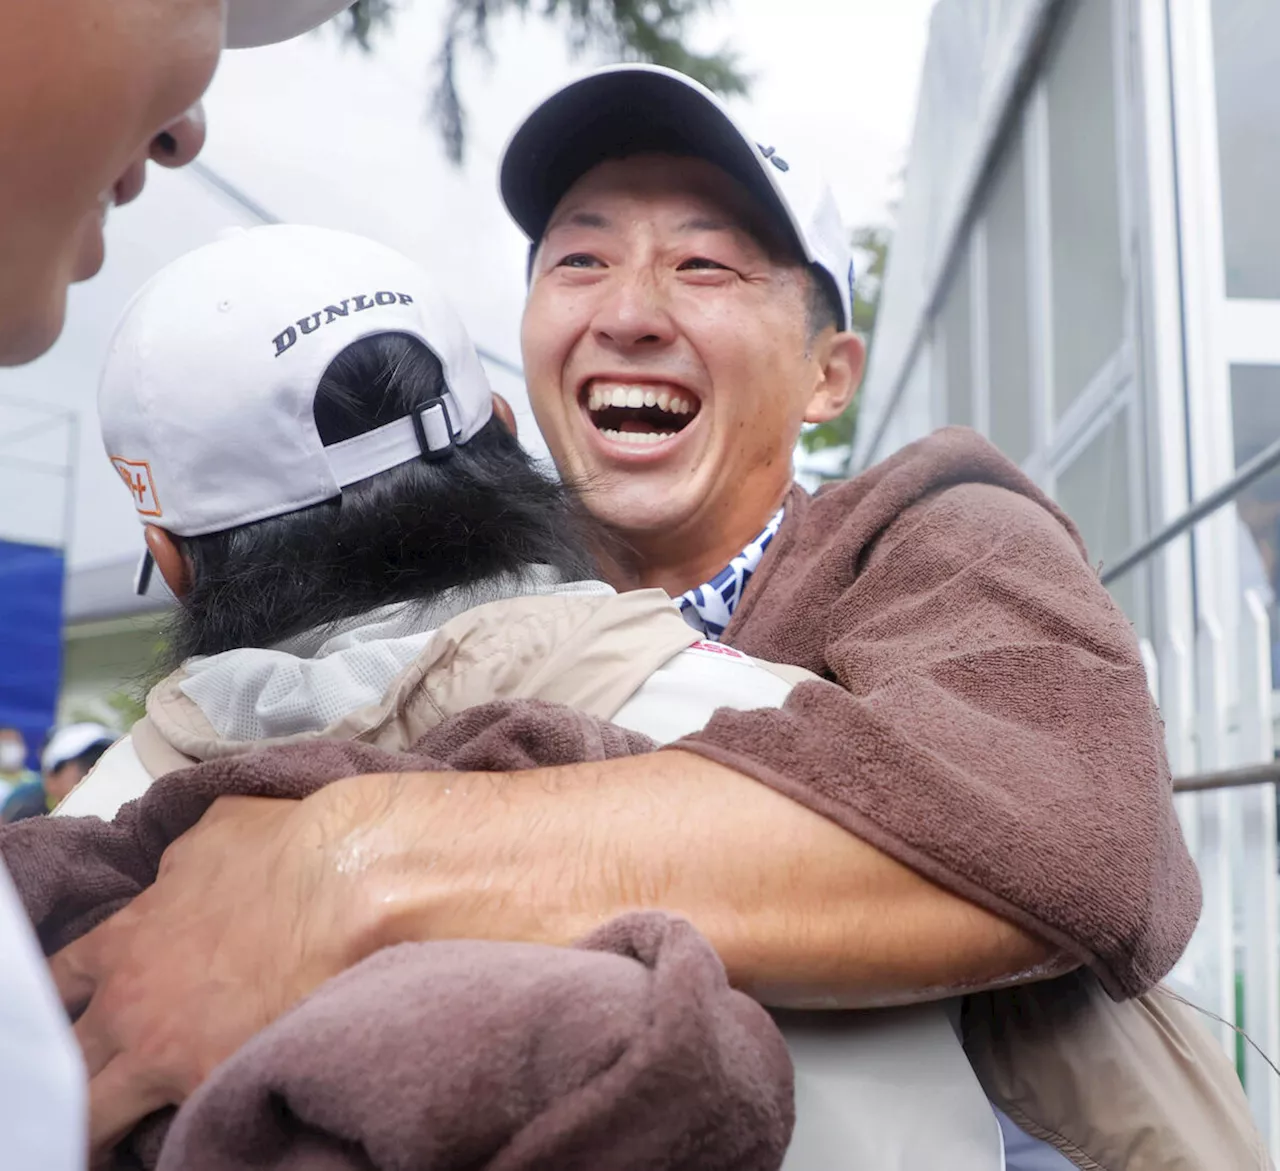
xmin=521 ymin=154 xmax=864 ymax=588
xmin=0 ymin=0 xmax=221 ymax=365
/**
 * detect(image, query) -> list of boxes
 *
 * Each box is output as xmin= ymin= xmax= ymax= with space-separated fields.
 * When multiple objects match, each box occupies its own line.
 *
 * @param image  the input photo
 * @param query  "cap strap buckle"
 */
xmin=411 ymin=391 xmax=462 ymax=462
xmin=134 ymin=550 xmax=155 ymax=597
xmin=326 ymin=390 xmax=470 ymax=486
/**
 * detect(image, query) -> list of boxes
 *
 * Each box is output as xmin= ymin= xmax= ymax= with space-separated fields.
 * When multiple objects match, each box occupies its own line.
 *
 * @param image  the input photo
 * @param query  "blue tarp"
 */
xmin=0 ymin=539 xmax=65 ymax=770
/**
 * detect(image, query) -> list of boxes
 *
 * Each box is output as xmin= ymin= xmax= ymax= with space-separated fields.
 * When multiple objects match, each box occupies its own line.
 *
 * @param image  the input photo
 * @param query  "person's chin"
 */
xmin=72 ymin=212 xmax=107 ymax=284
xmin=0 ymin=292 xmax=69 ymax=367
xmin=582 ymin=473 xmax=703 ymax=538
xmin=571 ymin=442 xmax=703 ymax=532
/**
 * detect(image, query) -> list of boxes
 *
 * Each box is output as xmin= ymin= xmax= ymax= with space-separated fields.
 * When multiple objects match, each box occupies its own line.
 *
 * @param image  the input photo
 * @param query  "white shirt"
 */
xmin=0 ymin=861 xmax=86 ymax=1169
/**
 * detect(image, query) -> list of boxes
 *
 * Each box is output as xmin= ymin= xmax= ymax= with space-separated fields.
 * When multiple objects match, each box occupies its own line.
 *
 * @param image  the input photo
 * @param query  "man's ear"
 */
xmin=803 ymin=331 xmax=867 ymax=425
xmin=144 ymin=525 xmax=192 ymax=599
xmin=491 ymin=393 xmax=519 ymax=438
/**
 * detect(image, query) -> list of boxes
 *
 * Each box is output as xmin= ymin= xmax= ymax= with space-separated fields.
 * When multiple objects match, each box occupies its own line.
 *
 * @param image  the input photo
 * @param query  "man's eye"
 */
xmin=677 ymin=257 xmax=732 ymax=271
xmin=557 ymin=253 xmax=603 ymax=269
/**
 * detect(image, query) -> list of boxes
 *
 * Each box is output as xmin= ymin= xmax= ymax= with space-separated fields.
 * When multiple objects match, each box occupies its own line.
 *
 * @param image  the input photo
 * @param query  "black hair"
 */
xmin=161 ymin=332 xmax=598 ymax=668
xmin=66 ymin=741 xmax=112 ymax=776
xmin=805 ymin=267 xmax=844 ymax=344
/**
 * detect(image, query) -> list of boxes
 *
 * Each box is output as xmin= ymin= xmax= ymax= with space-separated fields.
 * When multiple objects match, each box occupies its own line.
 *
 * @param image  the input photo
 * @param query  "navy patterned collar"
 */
xmin=675 ymin=507 xmax=785 ymax=640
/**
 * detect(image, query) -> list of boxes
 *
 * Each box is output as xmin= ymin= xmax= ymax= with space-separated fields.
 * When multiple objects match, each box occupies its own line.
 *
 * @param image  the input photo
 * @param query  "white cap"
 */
xmin=99 ymin=224 xmax=494 ymax=547
xmin=41 ymin=724 xmax=116 ymax=775
xmin=225 ymin=0 xmax=354 ymax=49
xmin=499 ymin=64 xmax=856 ymax=330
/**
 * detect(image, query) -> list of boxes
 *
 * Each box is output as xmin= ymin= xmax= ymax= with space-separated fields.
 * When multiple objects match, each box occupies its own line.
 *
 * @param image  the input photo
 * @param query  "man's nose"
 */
xmin=150 ymin=102 xmax=207 ymax=170
xmin=592 ymin=273 xmax=676 ymax=350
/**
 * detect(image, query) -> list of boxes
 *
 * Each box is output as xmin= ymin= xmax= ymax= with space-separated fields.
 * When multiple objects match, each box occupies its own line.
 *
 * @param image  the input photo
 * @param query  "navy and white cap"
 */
xmin=499 ymin=64 xmax=856 ymax=330
xmin=41 ymin=724 xmax=116 ymax=775
xmin=225 ymin=0 xmax=354 ymax=48
xmin=99 ymin=225 xmax=494 ymax=591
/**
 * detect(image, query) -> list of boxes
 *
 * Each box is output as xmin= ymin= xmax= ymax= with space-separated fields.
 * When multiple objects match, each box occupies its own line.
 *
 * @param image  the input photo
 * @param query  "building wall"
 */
xmin=858 ymin=1 xmax=1144 ymax=566
xmin=861 ymin=2 xmax=1280 ymax=1143
xmin=858 ymin=0 xmax=1280 ymax=667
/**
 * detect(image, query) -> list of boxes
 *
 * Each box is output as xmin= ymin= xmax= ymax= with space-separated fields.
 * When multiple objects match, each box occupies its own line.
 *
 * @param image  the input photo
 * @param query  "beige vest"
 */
xmin=121 ymin=588 xmax=1267 ymax=1169
xmin=133 ymin=589 xmax=707 ymax=775
xmin=966 ymin=973 xmax=1270 ymax=1169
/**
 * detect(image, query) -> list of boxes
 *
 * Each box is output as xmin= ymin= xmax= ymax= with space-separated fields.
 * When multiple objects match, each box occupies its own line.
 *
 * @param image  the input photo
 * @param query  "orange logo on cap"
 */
xmin=110 ymin=456 xmax=162 ymax=518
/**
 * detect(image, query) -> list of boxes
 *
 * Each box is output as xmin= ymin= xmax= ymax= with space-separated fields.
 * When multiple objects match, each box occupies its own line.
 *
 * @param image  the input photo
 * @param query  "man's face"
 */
xmin=0 ymin=0 xmax=223 ymax=365
xmin=44 ymin=762 xmax=83 ymax=808
xmin=521 ymin=155 xmax=847 ymax=553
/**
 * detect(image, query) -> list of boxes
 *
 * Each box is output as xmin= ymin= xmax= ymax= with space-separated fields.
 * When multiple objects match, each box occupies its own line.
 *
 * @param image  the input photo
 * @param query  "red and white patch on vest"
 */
xmin=688 ymin=640 xmax=747 ymax=659
xmin=110 ymin=456 xmax=162 ymax=518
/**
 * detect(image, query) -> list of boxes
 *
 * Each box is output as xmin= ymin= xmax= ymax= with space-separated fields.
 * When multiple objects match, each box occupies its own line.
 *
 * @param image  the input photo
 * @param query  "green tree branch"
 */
xmin=336 ymin=0 xmax=748 ymax=163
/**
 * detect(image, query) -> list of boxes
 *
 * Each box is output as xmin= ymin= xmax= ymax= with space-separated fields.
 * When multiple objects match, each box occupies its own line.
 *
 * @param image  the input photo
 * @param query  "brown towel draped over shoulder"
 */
xmin=682 ymin=427 xmax=1200 ymax=999
xmin=0 ymin=701 xmax=793 ymax=1171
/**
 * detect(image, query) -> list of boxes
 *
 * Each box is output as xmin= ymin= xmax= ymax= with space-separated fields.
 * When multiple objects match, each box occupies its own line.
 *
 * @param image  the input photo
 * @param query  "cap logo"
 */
xmin=273 ymin=291 xmax=416 ymax=357
xmin=110 ymin=456 xmax=162 ymax=518
xmin=758 ymin=144 xmax=790 ymax=172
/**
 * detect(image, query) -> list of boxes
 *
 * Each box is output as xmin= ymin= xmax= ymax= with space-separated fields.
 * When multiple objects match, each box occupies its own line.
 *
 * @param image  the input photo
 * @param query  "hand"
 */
xmin=49 ymin=790 xmax=378 ymax=1159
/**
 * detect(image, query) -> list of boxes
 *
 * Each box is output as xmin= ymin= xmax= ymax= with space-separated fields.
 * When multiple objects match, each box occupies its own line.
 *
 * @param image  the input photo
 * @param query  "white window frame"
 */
xmin=1034 ymin=0 xmax=1140 ymax=465
xmin=1126 ymin=0 xmax=1196 ymax=669
xmin=1161 ymin=0 xmax=1280 ymax=675
xmin=970 ymin=217 xmax=992 ymax=440
xmin=1046 ymin=387 xmax=1149 ymax=634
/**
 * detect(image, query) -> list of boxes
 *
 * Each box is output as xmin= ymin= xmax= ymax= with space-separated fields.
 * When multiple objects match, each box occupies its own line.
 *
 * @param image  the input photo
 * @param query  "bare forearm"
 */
xmin=326 ymin=751 xmax=1064 ymax=1008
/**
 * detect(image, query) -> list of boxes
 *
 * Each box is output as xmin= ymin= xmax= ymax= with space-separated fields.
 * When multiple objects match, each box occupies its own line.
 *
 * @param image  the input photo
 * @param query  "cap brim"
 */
xmin=500 ymin=68 xmax=804 ymax=257
xmin=225 ymin=0 xmax=353 ymax=49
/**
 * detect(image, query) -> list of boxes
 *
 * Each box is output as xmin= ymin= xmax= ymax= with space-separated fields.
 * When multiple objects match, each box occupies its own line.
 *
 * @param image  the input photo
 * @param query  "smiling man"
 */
xmin=519 ymin=154 xmax=856 ymax=602
xmin=46 ymin=66 xmax=1204 ymax=1167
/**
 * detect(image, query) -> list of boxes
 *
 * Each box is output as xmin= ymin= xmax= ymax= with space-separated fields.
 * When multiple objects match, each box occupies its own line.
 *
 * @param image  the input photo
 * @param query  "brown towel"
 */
xmin=159 ymin=917 xmax=791 ymax=1171
xmin=688 ymin=427 xmax=1200 ymax=998
xmin=0 ymin=700 xmax=793 ymax=1170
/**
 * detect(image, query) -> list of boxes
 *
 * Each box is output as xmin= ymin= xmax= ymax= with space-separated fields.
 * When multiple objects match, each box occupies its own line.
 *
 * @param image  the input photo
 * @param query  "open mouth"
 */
xmin=583 ymin=382 xmax=700 ymax=447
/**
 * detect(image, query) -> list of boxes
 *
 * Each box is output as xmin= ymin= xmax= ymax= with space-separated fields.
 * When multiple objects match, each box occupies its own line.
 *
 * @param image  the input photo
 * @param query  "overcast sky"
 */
xmin=0 ymin=0 xmax=934 ymax=569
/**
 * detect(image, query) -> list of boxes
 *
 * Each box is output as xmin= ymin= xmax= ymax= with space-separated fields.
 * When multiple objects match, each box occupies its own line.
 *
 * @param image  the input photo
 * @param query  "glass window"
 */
xmin=985 ymin=129 xmax=1032 ymax=465
xmin=1230 ymin=365 xmax=1280 ymax=683
xmin=1212 ymin=0 xmax=1280 ymax=299
xmin=1045 ymin=0 xmax=1125 ymax=418
xmin=941 ymin=246 xmax=973 ymax=428
xmin=1055 ymin=411 xmax=1137 ymax=622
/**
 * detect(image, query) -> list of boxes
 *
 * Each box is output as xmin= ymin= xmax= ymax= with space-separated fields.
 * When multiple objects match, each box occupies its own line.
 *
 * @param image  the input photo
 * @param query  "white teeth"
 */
xmin=599 ymin=428 xmax=676 ymax=446
xmin=586 ymin=383 xmax=698 ymax=416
